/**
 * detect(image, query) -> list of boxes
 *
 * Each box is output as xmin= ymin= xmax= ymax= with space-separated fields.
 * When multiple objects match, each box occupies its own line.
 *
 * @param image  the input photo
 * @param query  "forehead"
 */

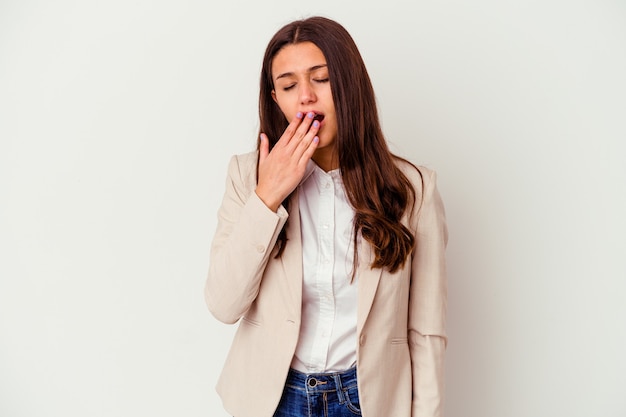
xmin=271 ymin=42 xmax=327 ymax=79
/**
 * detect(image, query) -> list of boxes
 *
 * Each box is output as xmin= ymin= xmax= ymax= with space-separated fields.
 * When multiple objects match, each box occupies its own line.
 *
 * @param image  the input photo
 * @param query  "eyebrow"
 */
xmin=274 ymin=64 xmax=328 ymax=81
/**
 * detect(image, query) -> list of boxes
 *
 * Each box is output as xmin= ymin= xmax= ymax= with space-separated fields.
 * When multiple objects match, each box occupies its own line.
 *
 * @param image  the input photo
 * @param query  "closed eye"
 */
xmin=283 ymin=84 xmax=296 ymax=91
xmin=314 ymin=78 xmax=329 ymax=83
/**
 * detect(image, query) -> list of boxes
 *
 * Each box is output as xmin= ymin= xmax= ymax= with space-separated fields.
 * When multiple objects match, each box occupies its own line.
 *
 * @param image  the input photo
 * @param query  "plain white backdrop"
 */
xmin=1 ymin=1 xmax=625 ymax=416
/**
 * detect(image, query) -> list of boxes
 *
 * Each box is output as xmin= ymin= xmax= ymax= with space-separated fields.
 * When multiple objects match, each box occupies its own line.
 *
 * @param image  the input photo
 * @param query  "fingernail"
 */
xmin=307 ymin=112 xmax=314 ymax=119
xmin=313 ymin=136 xmax=319 ymax=143
xmin=313 ymin=120 xmax=320 ymax=128
xmin=296 ymin=112 xmax=303 ymax=118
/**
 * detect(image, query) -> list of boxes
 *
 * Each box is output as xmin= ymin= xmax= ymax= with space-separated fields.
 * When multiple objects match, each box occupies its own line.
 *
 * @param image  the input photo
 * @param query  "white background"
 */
xmin=1 ymin=1 xmax=625 ymax=416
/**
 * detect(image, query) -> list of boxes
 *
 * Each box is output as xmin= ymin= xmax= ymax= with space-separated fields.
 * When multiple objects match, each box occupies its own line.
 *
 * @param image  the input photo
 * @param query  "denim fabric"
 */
xmin=273 ymin=367 xmax=361 ymax=417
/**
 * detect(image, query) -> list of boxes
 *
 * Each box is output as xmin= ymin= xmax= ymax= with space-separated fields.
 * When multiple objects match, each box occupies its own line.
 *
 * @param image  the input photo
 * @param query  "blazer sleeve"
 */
xmin=408 ymin=168 xmax=448 ymax=416
xmin=204 ymin=154 xmax=288 ymax=324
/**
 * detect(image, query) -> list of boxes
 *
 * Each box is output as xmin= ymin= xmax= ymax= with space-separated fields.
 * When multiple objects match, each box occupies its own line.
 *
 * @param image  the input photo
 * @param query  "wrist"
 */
xmin=255 ymin=188 xmax=281 ymax=212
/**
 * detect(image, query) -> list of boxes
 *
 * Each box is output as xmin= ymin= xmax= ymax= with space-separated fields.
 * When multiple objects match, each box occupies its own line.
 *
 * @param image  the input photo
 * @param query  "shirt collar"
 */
xmin=301 ymin=159 xmax=342 ymax=185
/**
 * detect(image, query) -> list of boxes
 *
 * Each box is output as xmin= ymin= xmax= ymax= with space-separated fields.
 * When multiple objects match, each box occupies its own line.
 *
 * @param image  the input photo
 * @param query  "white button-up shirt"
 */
xmin=291 ymin=161 xmax=358 ymax=373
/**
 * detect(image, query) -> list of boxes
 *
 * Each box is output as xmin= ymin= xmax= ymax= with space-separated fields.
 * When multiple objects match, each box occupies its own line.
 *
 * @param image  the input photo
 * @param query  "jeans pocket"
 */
xmin=343 ymin=386 xmax=362 ymax=415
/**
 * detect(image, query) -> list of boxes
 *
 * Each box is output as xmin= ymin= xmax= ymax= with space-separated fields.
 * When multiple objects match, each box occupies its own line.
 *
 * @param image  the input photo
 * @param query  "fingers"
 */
xmin=292 ymin=113 xmax=320 ymax=156
xmin=275 ymin=112 xmax=319 ymax=149
xmin=294 ymin=111 xmax=317 ymax=142
xmin=287 ymin=112 xmax=320 ymax=152
xmin=276 ymin=112 xmax=305 ymax=147
xmin=259 ymin=133 xmax=269 ymax=164
xmin=299 ymin=134 xmax=319 ymax=165
xmin=262 ymin=111 xmax=320 ymax=167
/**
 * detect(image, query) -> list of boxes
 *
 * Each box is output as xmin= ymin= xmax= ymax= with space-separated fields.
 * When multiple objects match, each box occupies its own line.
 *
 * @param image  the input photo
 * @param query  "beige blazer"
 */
xmin=205 ymin=151 xmax=448 ymax=417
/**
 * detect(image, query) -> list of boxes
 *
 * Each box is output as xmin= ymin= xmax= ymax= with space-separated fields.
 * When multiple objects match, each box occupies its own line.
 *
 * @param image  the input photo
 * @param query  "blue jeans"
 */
xmin=273 ymin=367 xmax=361 ymax=417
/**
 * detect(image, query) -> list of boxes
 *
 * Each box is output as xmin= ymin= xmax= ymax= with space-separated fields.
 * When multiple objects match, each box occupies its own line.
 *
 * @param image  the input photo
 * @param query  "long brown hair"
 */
xmin=258 ymin=16 xmax=416 ymax=273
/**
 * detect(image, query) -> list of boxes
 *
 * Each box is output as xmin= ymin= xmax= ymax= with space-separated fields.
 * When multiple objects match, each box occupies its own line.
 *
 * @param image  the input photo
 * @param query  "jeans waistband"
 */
xmin=285 ymin=366 xmax=358 ymax=393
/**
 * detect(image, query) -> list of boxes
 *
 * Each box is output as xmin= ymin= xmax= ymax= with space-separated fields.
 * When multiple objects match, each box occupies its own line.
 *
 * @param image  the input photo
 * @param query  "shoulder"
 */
xmin=392 ymin=156 xmax=445 ymax=229
xmin=393 ymin=156 xmax=437 ymax=195
xmin=226 ymin=151 xmax=259 ymax=189
xmin=229 ymin=150 xmax=258 ymax=173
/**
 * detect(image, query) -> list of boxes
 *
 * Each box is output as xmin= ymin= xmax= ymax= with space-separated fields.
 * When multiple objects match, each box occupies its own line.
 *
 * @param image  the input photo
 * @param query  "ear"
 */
xmin=271 ymin=90 xmax=277 ymax=103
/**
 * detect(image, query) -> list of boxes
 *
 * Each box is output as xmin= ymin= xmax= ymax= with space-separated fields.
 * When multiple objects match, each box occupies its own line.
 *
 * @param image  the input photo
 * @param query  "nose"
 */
xmin=299 ymin=81 xmax=317 ymax=104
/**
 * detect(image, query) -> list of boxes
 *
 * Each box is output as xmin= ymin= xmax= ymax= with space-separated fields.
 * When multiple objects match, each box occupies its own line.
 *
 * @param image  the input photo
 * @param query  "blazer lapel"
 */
xmin=357 ymin=239 xmax=382 ymax=335
xmin=279 ymin=191 xmax=304 ymax=318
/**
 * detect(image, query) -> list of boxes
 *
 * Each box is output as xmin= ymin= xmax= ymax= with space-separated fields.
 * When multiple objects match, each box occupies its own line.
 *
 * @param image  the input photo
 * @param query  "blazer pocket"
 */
xmin=241 ymin=316 xmax=261 ymax=327
xmin=390 ymin=337 xmax=408 ymax=345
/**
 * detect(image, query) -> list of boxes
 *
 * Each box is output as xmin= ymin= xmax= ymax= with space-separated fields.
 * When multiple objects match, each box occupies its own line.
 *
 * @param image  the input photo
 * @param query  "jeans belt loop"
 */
xmin=333 ymin=373 xmax=346 ymax=404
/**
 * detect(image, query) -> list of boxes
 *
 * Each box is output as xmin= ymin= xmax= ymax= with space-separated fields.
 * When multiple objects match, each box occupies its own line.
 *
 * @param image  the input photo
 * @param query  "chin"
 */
xmin=317 ymin=132 xmax=336 ymax=147
xmin=316 ymin=139 xmax=335 ymax=150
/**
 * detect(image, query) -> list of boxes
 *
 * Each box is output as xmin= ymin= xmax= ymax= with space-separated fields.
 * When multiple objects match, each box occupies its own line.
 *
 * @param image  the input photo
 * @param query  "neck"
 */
xmin=312 ymin=147 xmax=339 ymax=172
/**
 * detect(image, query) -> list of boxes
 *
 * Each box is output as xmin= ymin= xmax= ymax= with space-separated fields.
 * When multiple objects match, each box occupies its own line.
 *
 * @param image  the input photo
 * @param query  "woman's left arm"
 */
xmin=407 ymin=168 xmax=448 ymax=417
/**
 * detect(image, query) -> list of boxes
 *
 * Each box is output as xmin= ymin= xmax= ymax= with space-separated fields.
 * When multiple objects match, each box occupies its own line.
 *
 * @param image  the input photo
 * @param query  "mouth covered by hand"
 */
xmin=312 ymin=113 xmax=325 ymax=123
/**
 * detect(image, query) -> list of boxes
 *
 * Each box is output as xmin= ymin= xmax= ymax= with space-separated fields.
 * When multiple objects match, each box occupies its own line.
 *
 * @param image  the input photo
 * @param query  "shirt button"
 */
xmin=325 ymin=183 xmax=331 ymax=189
xmin=359 ymin=334 xmax=366 ymax=345
xmin=256 ymin=245 xmax=265 ymax=253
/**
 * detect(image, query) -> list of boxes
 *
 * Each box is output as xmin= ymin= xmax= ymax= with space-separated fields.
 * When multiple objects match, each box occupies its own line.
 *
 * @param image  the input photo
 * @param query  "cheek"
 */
xmin=275 ymin=97 xmax=295 ymax=119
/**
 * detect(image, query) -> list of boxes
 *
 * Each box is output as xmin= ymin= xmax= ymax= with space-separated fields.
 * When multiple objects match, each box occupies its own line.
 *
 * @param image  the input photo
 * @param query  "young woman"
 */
xmin=205 ymin=16 xmax=448 ymax=417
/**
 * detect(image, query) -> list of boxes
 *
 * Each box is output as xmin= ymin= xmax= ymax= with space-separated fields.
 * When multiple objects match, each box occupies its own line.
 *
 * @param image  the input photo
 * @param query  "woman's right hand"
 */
xmin=256 ymin=111 xmax=320 ymax=212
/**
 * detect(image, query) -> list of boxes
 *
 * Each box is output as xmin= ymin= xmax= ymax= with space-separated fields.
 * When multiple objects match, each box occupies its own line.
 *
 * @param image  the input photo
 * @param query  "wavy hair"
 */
xmin=258 ymin=16 xmax=417 ymax=273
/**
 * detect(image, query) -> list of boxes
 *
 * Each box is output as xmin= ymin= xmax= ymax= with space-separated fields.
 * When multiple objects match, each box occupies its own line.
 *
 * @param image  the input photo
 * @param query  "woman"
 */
xmin=205 ymin=16 xmax=448 ymax=417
